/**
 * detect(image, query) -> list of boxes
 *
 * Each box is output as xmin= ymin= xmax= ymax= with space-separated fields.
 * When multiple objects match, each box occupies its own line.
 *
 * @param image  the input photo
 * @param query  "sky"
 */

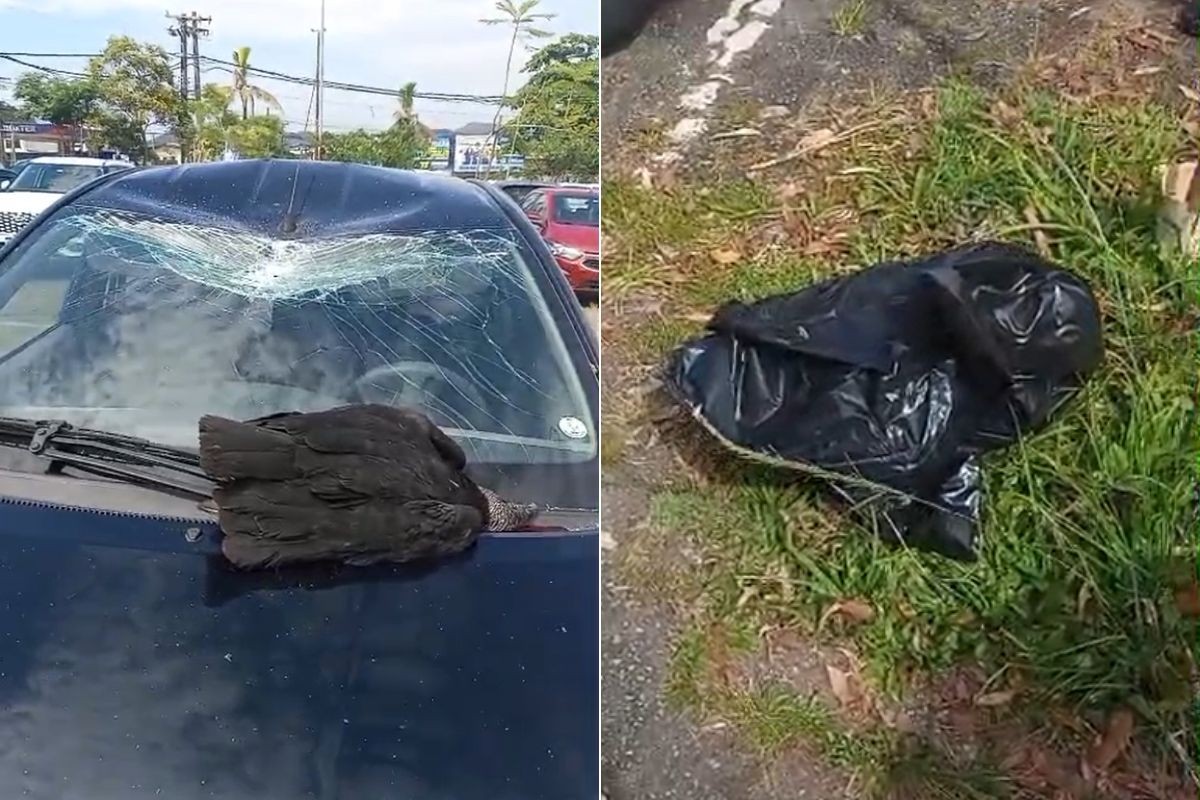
xmin=0 ymin=0 xmax=597 ymax=131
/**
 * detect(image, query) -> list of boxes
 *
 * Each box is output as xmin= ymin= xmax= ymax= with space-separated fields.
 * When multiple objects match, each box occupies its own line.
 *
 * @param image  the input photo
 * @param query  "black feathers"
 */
xmin=199 ymin=405 xmax=489 ymax=569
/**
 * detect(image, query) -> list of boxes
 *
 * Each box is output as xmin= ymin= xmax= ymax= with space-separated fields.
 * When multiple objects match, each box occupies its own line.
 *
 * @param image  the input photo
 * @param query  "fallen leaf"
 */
xmin=711 ymin=126 xmax=761 ymax=141
xmin=819 ymin=598 xmax=876 ymax=630
xmin=776 ymin=180 xmax=806 ymax=202
xmin=1180 ymin=85 xmax=1200 ymax=105
xmin=974 ymin=689 xmax=1017 ymax=707
xmin=1174 ymin=581 xmax=1200 ymax=617
xmin=993 ymin=100 xmax=1022 ymax=125
xmin=826 ymin=664 xmax=859 ymax=708
xmin=1085 ymin=707 xmax=1135 ymax=771
xmin=1024 ymin=205 xmax=1053 ymax=258
xmin=1077 ymin=581 xmax=1093 ymax=619
xmin=1132 ymin=65 xmax=1164 ymax=76
xmin=798 ymin=127 xmax=837 ymax=151
xmin=709 ymin=247 xmax=742 ymax=265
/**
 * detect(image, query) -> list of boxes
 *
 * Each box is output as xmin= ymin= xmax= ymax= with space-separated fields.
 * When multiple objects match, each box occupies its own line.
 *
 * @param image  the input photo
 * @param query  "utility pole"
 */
xmin=166 ymin=13 xmax=190 ymax=99
xmin=189 ymin=12 xmax=211 ymax=101
xmin=167 ymin=12 xmax=211 ymax=101
xmin=314 ymin=0 xmax=325 ymax=159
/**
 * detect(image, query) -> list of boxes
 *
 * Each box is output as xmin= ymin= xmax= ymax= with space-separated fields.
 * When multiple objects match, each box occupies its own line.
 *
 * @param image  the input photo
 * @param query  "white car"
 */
xmin=0 ymin=157 xmax=134 ymax=248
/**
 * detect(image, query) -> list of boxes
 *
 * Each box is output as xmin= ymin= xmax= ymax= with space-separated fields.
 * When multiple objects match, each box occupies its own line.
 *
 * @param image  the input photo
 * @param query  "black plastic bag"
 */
xmin=664 ymin=242 xmax=1103 ymax=560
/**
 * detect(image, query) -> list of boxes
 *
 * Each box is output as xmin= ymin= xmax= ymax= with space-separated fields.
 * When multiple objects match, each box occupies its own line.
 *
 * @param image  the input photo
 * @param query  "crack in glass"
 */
xmin=0 ymin=209 xmax=594 ymax=465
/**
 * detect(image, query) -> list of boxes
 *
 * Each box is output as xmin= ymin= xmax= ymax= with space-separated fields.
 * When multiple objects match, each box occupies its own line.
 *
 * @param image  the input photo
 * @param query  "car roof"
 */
xmin=27 ymin=156 xmax=130 ymax=167
xmin=69 ymin=158 xmax=512 ymax=235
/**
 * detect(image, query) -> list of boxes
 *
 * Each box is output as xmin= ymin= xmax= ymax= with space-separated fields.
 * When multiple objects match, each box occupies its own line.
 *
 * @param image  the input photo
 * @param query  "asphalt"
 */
xmin=601 ymin=0 xmax=1105 ymax=163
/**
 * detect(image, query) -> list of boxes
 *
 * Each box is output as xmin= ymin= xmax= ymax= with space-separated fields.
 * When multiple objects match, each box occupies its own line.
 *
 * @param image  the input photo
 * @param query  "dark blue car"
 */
xmin=0 ymin=160 xmax=598 ymax=798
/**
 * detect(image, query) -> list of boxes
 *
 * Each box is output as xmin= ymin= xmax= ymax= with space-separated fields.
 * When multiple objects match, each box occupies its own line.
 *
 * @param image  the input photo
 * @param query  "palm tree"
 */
xmin=479 ymin=0 xmax=555 ymax=175
xmin=230 ymin=46 xmax=282 ymax=120
xmin=393 ymin=81 xmax=417 ymax=125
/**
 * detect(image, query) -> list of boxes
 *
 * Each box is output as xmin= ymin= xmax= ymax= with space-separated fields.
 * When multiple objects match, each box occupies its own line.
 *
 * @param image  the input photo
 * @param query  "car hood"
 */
xmin=0 ymin=496 xmax=597 ymax=799
xmin=0 ymin=191 xmax=61 ymax=215
xmin=544 ymin=222 xmax=599 ymax=253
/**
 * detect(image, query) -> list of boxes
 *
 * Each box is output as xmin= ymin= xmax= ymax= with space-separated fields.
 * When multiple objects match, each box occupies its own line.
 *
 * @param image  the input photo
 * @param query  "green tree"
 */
xmin=86 ymin=36 xmax=184 ymax=161
xmin=393 ymin=81 xmax=417 ymax=126
xmin=227 ymin=114 xmax=287 ymax=157
xmin=230 ymin=46 xmax=282 ymax=119
xmin=184 ymin=83 xmax=285 ymax=160
xmin=13 ymin=74 xmax=99 ymax=139
xmin=323 ymin=125 xmax=427 ymax=168
xmin=479 ymin=0 xmax=555 ymax=170
xmin=507 ymin=33 xmax=598 ymax=180
xmin=187 ymin=84 xmax=237 ymax=160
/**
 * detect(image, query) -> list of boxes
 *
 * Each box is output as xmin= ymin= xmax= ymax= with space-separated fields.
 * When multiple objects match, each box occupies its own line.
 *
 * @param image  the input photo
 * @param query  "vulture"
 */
xmin=198 ymin=405 xmax=538 ymax=569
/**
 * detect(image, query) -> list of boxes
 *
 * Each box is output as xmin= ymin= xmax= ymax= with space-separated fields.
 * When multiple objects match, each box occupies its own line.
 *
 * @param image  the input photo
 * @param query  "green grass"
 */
xmin=602 ymin=178 xmax=777 ymax=300
xmin=832 ymin=0 xmax=870 ymax=37
xmin=607 ymin=77 xmax=1199 ymax=780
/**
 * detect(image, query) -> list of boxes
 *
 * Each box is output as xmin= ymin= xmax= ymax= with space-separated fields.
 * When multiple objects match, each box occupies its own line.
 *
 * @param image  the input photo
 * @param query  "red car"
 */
xmin=520 ymin=186 xmax=599 ymax=300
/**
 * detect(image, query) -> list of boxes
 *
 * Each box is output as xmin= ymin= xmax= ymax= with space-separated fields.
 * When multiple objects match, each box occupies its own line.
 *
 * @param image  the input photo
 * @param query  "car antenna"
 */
xmin=279 ymin=161 xmax=303 ymax=235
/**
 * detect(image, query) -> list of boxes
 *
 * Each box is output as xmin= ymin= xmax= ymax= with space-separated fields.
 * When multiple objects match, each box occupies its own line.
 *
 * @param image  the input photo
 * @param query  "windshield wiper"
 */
xmin=0 ymin=417 xmax=214 ymax=500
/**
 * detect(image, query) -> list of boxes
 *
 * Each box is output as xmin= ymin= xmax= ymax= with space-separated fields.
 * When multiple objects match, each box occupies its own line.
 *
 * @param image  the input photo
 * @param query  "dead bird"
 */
xmin=198 ymin=405 xmax=538 ymax=569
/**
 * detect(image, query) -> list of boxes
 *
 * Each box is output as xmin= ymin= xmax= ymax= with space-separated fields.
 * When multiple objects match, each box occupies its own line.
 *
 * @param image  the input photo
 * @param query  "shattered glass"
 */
xmin=0 ymin=208 xmax=595 ymax=467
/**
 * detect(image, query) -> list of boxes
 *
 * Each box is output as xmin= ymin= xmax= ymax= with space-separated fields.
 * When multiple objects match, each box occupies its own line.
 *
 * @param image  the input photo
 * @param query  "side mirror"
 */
xmin=0 ymin=179 xmax=10 ymax=191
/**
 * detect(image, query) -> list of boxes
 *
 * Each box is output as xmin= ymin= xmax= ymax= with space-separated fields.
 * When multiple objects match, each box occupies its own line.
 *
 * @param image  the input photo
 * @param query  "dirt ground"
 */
xmin=599 ymin=1 xmax=1197 ymax=798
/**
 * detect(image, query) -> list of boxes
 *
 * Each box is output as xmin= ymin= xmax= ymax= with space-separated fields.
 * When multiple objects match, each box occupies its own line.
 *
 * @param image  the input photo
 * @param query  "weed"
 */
xmin=832 ymin=0 xmax=870 ymax=37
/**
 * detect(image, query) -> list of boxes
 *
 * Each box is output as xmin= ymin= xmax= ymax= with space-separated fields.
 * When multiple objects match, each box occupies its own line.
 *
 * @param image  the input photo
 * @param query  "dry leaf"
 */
xmin=974 ymin=689 xmax=1017 ymax=707
xmin=826 ymin=664 xmax=859 ymax=708
xmin=1085 ymin=708 xmax=1135 ymax=771
xmin=993 ymin=100 xmax=1022 ymax=125
xmin=1174 ymin=581 xmax=1200 ymax=617
xmin=1024 ymin=205 xmax=1053 ymax=258
xmin=776 ymin=181 xmax=806 ymax=202
xmin=798 ymin=127 xmax=837 ymax=151
xmin=819 ymin=598 xmax=876 ymax=630
xmin=1077 ymin=582 xmax=1093 ymax=619
xmin=1180 ymin=85 xmax=1200 ymax=105
xmin=709 ymin=248 xmax=742 ymax=265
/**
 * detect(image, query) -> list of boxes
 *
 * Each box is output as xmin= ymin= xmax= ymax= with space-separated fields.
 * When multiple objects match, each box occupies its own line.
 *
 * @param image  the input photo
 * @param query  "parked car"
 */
xmin=495 ymin=179 xmax=551 ymax=204
xmin=0 ymin=156 xmax=134 ymax=247
xmin=0 ymin=159 xmax=598 ymax=797
xmin=520 ymin=186 xmax=599 ymax=301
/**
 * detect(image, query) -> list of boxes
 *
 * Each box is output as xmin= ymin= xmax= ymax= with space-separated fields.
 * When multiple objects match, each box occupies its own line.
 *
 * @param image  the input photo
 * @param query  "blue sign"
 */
xmin=0 ymin=121 xmax=61 ymax=135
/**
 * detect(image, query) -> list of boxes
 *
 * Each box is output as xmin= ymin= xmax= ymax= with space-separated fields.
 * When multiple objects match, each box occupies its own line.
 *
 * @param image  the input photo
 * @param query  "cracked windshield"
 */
xmin=0 ymin=1 xmax=598 ymax=797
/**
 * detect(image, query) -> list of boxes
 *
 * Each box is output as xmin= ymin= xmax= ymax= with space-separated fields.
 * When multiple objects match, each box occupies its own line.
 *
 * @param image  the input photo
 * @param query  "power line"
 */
xmin=0 ymin=51 xmax=505 ymax=104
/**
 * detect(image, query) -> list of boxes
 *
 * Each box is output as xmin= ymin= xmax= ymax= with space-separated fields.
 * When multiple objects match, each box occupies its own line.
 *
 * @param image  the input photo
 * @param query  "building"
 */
xmin=0 ymin=121 xmax=71 ymax=165
xmin=452 ymin=121 xmax=524 ymax=178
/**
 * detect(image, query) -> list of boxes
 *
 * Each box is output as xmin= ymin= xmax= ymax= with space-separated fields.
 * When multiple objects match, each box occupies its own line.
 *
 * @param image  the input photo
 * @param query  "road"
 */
xmin=602 ymin=0 xmax=1082 ymax=164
